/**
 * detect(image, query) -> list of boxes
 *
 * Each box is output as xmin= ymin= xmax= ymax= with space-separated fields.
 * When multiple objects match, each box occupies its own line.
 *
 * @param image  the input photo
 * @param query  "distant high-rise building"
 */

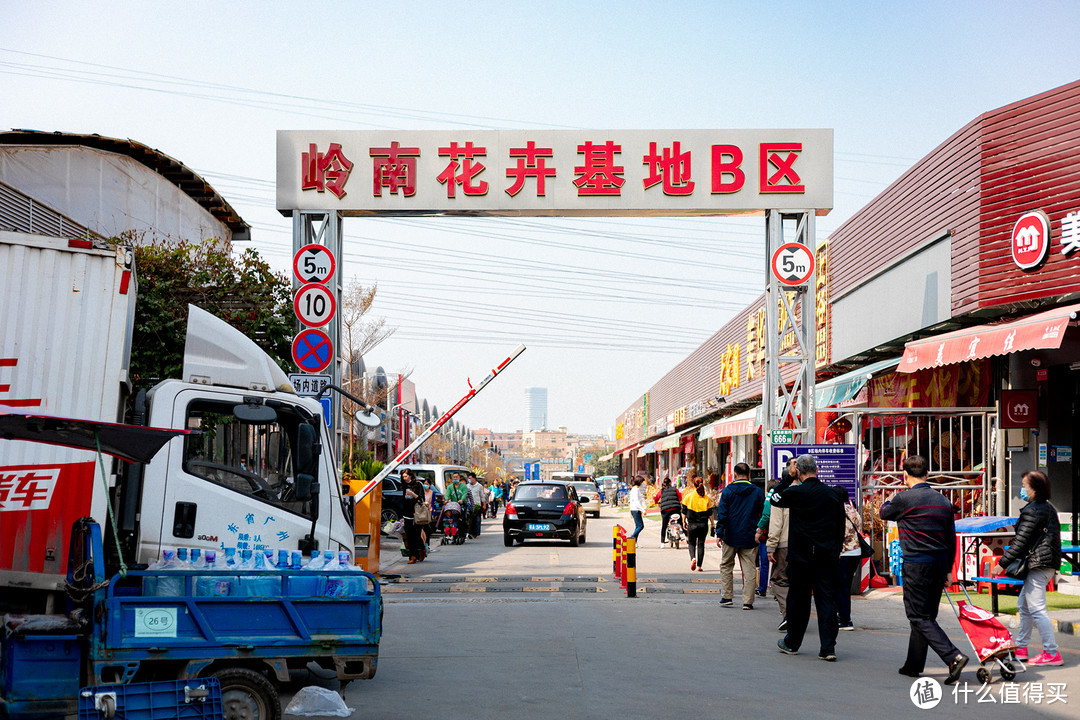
xmin=524 ymin=387 xmax=548 ymax=432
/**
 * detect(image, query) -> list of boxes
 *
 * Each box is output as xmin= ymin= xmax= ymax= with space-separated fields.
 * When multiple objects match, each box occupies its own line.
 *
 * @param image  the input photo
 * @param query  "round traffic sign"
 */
xmin=293 ymin=283 xmax=336 ymax=328
xmin=293 ymin=243 xmax=336 ymax=285
xmin=770 ymin=242 xmax=816 ymax=286
xmin=291 ymin=328 xmax=334 ymax=373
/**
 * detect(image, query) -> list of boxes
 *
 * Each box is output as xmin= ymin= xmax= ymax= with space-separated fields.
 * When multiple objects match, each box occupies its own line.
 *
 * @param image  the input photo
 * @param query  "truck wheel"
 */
xmin=381 ymin=509 xmax=400 ymax=524
xmin=213 ymin=668 xmax=281 ymax=720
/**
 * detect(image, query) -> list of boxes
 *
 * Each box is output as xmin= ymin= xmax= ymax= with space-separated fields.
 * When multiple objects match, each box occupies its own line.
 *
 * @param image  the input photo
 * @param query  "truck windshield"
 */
xmin=182 ymin=400 xmax=315 ymax=520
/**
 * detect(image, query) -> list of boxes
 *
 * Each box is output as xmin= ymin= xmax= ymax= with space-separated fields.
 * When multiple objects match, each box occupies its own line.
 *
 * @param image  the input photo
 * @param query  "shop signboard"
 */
xmin=1001 ymin=389 xmax=1038 ymax=429
xmin=771 ymin=444 xmax=858 ymax=499
xmin=278 ymin=130 xmax=833 ymax=216
xmin=1011 ymin=210 xmax=1051 ymax=271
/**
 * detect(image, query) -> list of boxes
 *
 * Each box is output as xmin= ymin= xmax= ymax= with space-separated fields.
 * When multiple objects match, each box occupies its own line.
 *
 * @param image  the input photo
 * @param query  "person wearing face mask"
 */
xmin=991 ymin=470 xmax=1063 ymax=666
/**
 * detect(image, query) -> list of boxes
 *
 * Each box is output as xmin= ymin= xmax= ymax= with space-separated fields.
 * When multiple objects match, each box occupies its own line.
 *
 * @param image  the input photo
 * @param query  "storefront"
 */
xmin=613 ymin=80 xmax=1080 ymax=549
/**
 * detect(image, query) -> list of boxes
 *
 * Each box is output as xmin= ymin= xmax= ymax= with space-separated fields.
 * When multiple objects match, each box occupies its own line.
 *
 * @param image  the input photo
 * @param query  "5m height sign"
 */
xmin=291 ymin=244 xmax=336 ymax=373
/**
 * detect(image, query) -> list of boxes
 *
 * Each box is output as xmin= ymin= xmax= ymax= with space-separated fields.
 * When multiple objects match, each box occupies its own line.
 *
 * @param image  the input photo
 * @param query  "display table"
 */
xmin=953 ymin=516 xmax=1018 ymax=583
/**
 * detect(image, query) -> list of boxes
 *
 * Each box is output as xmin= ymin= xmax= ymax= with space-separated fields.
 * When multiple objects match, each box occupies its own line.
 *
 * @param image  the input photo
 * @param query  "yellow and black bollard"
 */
xmin=625 ymin=536 xmax=637 ymax=598
xmin=613 ymin=525 xmax=622 ymax=579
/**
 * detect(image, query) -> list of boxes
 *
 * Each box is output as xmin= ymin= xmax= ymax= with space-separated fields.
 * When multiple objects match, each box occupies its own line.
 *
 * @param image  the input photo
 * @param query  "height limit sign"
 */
xmin=770 ymin=242 xmax=816 ymax=287
xmin=293 ymin=243 xmax=336 ymax=285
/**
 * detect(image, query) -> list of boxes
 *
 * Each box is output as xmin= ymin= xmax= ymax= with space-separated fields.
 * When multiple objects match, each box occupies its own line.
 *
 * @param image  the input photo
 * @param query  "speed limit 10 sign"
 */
xmin=770 ymin=242 xmax=816 ymax=287
xmin=293 ymin=243 xmax=336 ymax=285
xmin=294 ymin=283 xmax=336 ymax=327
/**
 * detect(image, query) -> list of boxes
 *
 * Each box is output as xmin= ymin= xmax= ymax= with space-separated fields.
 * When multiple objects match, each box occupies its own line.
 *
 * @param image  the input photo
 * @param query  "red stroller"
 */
xmin=944 ymin=584 xmax=1026 ymax=684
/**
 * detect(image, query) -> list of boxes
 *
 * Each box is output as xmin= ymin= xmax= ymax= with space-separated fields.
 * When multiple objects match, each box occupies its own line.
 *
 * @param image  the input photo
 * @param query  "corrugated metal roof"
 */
xmin=0 ymin=130 xmax=250 ymax=241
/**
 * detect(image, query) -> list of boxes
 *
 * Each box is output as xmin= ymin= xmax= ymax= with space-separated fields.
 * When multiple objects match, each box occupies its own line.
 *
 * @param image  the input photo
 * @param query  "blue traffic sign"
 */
xmin=319 ymin=397 xmax=333 ymax=429
xmin=772 ymin=444 xmax=858 ymax=500
xmin=291 ymin=329 xmax=333 ymax=373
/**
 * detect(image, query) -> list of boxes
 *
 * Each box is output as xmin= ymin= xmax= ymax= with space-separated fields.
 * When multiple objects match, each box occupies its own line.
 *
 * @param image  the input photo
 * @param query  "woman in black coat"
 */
xmin=401 ymin=468 xmax=427 ymax=564
xmin=992 ymin=470 xmax=1062 ymax=666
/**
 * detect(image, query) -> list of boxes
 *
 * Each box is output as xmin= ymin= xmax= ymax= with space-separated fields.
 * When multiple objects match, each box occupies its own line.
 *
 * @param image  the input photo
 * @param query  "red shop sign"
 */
xmin=1001 ymin=389 xmax=1038 ymax=429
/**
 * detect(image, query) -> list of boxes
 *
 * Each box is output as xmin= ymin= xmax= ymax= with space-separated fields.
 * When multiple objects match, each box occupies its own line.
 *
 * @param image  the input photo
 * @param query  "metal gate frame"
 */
xmin=849 ymin=406 xmax=996 ymax=575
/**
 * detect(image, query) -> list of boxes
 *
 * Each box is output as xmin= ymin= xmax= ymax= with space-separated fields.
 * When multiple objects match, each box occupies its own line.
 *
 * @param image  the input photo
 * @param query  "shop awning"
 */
xmin=898 ymin=303 xmax=1080 ymax=373
xmin=598 ymin=452 xmax=615 ymax=462
xmin=699 ymin=407 xmax=759 ymax=440
xmin=640 ymin=441 xmax=657 ymax=455
xmin=615 ymin=441 xmax=643 ymax=456
xmin=816 ymin=357 xmax=901 ymax=408
xmin=660 ymin=431 xmax=685 ymax=450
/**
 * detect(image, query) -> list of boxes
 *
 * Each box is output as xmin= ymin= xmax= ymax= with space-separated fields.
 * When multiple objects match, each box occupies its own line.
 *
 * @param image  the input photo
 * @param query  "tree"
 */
xmin=339 ymin=279 xmax=402 ymax=468
xmin=129 ymin=240 xmax=293 ymax=385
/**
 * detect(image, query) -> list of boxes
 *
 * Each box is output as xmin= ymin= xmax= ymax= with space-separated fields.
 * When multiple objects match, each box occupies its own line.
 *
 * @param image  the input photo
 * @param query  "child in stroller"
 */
xmin=438 ymin=501 xmax=466 ymax=545
xmin=666 ymin=511 xmax=685 ymax=549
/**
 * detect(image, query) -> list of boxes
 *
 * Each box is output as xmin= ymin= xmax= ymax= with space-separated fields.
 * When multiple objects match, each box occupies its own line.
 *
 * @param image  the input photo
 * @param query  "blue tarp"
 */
xmin=954 ymin=516 xmax=1018 ymax=533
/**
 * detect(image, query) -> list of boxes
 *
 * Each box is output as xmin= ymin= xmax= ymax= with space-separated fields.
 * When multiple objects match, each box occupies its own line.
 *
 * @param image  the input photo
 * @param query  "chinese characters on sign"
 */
xmin=0 ymin=468 xmax=59 ymax=511
xmin=278 ymin=130 xmax=833 ymax=215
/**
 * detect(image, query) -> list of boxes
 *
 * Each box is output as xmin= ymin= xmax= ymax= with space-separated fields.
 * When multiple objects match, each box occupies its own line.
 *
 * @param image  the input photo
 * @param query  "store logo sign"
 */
xmin=1011 ymin=210 xmax=1051 ymax=270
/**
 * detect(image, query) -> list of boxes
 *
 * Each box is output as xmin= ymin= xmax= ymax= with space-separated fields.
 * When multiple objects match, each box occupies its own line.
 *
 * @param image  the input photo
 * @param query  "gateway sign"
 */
xmin=277 ymin=130 xmax=832 ymax=216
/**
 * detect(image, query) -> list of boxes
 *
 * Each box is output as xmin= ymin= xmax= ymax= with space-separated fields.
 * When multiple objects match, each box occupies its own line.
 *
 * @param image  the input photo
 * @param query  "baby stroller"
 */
xmin=666 ymin=512 xmax=685 ymax=549
xmin=944 ymin=584 xmax=1026 ymax=683
xmin=438 ymin=501 xmax=466 ymax=545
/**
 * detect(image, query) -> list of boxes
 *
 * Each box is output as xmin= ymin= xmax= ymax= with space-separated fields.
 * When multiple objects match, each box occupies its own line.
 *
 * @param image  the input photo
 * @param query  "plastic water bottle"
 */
xmin=175 ymin=547 xmax=190 ymax=568
xmin=224 ymin=547 xmax=238 ymax=569
xmin=290 ymin=549 xmax=323 ymax=597
xmin=238 ymin=549 xmax=281 ymax=597
xmin=145 ymin=548 xmax=184 ymax=597
xmin=189 ymin=548 xmax=207 ymax=570
xmin=277 ymin=549 xmax=290 ymax=570
xmin=195 ymin=549 xmax=234 ymax=597
xmin=304 ymin=549 xmax=325 ymax=570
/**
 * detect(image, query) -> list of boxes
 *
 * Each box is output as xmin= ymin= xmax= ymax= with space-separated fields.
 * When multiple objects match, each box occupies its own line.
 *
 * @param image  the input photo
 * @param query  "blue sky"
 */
xmin=4 ymin=2 xmax=1079 ymax=433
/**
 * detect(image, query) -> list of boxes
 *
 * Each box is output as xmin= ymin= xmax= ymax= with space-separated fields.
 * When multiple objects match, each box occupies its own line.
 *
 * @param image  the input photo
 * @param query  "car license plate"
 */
xmin=526 ymin=523 xmax=551 ymax=532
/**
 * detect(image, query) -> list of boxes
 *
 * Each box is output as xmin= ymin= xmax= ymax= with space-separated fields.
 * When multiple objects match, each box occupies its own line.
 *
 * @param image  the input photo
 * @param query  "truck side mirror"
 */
xmin=295 ymin=422 xmax=320 ymax=501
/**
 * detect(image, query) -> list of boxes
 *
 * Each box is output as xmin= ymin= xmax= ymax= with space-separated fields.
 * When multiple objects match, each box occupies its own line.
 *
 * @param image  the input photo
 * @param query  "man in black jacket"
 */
xmin=769 ymin=454 xmax=845 ymax=661
xmin=879 ymin=454 xmax=968 ymax=684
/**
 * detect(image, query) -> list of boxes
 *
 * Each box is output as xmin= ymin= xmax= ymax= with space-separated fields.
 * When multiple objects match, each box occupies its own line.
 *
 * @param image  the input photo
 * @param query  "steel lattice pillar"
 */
xmin=762 ymin=209 xmax=816 ymax=480
xmin=292 ymin=210 xmax=344 ymax=455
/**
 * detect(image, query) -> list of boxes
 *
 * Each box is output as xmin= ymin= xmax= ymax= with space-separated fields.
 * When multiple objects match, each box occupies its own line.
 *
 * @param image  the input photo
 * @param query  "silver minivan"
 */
xmin=395 ymin=463 xmax=473 ymax=496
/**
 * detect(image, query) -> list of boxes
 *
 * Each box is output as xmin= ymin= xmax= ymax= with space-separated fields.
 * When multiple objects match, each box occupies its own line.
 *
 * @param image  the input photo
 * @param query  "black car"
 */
xmin=503 ymin=481 xmax=587 ymax=546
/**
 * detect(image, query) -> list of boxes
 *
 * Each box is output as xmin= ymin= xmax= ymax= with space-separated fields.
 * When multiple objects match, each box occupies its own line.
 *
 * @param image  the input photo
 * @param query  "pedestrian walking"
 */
xmin=834 ymin=485 xmax=862 ymax=631
xmin=682 ymin=476 xmax=715 ymax=571
xmin=770 ymin=454 xmax=845 ymax=661
xmin=628 ymin=476 xmax=646 ymax=541
xmin=656 ymin=478 xmax=682 ymax=547
xmin=766 ymin=460 xmax=795 ymax=631
xmin=990 ymin=470 xmax=1063 ymax=666
xmin=715 ymin=462 xmax=764 ymax=609
xmin=880 ymin=454 xmax=969 ymax=684
xmin=467 ymin=473 xmax=486 ymax=538
xmin=400 ymin=468 xmax=426 ymax=564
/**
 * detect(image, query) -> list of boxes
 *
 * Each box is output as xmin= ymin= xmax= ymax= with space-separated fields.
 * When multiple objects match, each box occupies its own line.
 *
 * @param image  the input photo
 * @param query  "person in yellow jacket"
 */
xmin=682 ymin=476 xmax=716 ymax=572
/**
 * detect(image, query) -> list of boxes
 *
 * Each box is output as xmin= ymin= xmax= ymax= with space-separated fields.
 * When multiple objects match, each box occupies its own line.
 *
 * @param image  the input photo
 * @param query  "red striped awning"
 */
xmin=898 ymin=303 xmax=1079 ymax=373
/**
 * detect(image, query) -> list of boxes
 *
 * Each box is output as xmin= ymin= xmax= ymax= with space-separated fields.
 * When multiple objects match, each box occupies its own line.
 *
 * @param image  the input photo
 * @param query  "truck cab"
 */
xmin=132 ymin=306 xmax=355 ymax=568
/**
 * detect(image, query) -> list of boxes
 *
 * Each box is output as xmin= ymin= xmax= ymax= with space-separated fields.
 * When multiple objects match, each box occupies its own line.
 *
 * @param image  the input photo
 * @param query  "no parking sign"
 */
xmin=292 ymin=328 xmax=334 ymax=374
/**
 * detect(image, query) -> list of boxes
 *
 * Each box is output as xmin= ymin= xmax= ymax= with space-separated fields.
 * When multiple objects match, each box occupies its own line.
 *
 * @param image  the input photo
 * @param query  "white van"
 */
xmin=396 ymin=464 xmax=473 ymax=495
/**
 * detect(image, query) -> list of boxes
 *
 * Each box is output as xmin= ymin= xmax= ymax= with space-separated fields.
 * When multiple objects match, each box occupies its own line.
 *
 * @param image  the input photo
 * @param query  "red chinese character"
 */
xmin=370 ymin=142 xmax=421 ymax=197
xmin=642 ymin=141 xmax=695 ymax=196
xmin=301 ymin=143 xmax=354 ymax=199
xmin=759 ymin=142 xmax=805 ymax=193
xmin=573 ymin=141 xmax=624 ymax=196
xmin=437 ymin=142 xmax=489 ymax=198
xmin=505 ymin=141 xmax=557 ymax=197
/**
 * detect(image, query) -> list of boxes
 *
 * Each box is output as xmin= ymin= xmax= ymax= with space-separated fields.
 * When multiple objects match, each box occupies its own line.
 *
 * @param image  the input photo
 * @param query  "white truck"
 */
xmin=0 ymin=232 xmax=357 ymax=611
